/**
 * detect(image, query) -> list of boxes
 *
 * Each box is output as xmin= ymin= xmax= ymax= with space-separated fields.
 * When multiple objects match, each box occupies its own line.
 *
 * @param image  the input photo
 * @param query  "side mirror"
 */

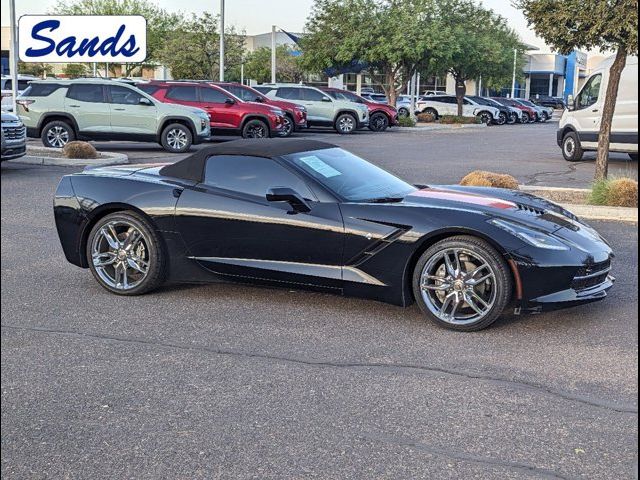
xmin=139 ymin=97 xmax=153 ymax=106
xmin=224 ymin=98 xmax=236 ymax=105
xmin=567 ymin=95 xmax=575 ymax=111
xmin=321 ymin=96 xmax=332 ymax=102
xmin=266 ymin=187 xmax=311 ymax=213
xmin=254 ymin=96 xmax=264 ymax=102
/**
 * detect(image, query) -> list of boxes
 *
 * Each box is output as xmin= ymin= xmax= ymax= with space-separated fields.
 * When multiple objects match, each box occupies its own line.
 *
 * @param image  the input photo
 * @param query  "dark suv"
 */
xmin=214 ymin=82 xmax=307 ymax=137
xmin=140 ymin=81 xmax=286 ymax=138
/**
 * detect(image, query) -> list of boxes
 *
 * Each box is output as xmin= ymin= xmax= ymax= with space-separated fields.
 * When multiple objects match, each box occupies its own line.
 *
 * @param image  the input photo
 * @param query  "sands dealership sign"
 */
xmin=18 ymin=15 xmax=147 ymax=63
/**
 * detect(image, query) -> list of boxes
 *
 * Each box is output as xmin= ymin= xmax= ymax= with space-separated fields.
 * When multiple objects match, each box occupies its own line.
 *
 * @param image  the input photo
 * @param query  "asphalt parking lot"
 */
xmin=2 ymin=125 xmax=638 ymax=479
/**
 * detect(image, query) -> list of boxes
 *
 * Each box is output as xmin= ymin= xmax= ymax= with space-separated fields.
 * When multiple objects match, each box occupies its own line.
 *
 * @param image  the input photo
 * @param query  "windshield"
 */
xmin=284 ymin=148 xmax=416 ymax=202
xmin=328 ymin=90 xmax=364 ymax=103
xmin=225 ymin=85 xmax=263 ymax=102
xmin=518 ymin=99 xmax=535 ymax=107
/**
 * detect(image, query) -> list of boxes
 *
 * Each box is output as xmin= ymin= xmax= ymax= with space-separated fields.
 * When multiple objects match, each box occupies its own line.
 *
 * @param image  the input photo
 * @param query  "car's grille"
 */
xmin=2 ymin=124 xmax=26 ymax=140
xmin=571 ymin=258 xmax=612 ymax=291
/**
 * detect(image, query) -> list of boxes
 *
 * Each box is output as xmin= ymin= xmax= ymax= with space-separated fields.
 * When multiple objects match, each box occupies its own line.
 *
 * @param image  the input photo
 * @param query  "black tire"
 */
xmin=86 ymin=211 xmax=166 ymax=295
xmin=495 ymin=112 xmax=507 ymax=125
xmin=41 ymin=120 xmax=75 ymax=148
xmin=423 ymin=107 xmax=439 ymax=119
xmin=398 ymin=107 xmax=410 ymax=118
xmin=628 ymin=153 xmax=638 ymax=161
xmin=477 ymin=111 xmax=493 ymax=125
xmin=160 ymin=123 xmax=192 ymax=153
xmin=507 ymin=112 xmax=517 ymax=124
xmin=368 ymin=112 xmax=390 ymax=132
xmin=412 ymin=235 xmax=513 ymax=332
xmin=334 ymin=113 xmax=357 ymax=134
xmin=529 ymin=112 xmax=538 ymax=123
xmin=562 ymin=132 xmax=584 ymax=162
xmin=278 ymin=115 xmax=294 ymax=137
xmin=540 ymin=111 xmax=549 ymax=122
xmin=520 ymin=112 xmax=530 ymax=124
xmin=242 ymin=119 xmax=269 ymax=139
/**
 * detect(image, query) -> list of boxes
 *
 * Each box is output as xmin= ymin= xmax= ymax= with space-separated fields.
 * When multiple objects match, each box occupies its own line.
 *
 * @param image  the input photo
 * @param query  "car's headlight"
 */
xmin=488 ymin=218 xmax=569 ymax=251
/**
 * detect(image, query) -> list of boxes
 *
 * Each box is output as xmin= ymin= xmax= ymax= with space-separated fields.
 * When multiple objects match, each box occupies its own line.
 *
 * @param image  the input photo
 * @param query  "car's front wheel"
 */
xmin=161 ymin=123 xmax=192 ymax=153
xmin=368 ymin=112 xmax=390 ymax=132
xmin=507 ymin=112 xmax=517 ymax=124
xmin=86 ymin=211 xmax=166 ymax=295
xmin=242 ymin=119 xmax=269 ymax=139
xmin=520 ymin=112 xmax=530 ymax=124
xmin=496 ymin=112 xmax=507 ymax=125
xmin=477 ymin=111 xmax=493 ymax=125
xmin=334 ymin=113 xmax=357 ymax=134
xmin=41 ymin=120 xmax=75 ymax=148
xmin=562 ymin=132 xmax=584 ymax=162
xmin=540 ymin=111 xmax=549 ymax=122
xmin=412 ymin=236 xmax=512 ymax=331
xmin=278 ymin=115 xmax=294 ymax=137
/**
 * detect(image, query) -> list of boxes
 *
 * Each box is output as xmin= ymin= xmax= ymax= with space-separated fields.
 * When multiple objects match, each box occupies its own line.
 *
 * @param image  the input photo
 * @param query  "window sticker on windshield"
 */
xmin=299 ymin=156 xmax=341 ymax=178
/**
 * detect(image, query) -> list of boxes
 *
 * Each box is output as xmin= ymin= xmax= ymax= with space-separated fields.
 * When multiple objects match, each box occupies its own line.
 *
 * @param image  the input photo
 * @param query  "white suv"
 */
xmin=416 ymin=95 xmax=501 ymax=124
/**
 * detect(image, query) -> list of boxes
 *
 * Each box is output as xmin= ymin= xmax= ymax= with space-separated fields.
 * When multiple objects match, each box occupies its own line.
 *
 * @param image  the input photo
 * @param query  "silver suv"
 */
xmin=259 ymin=84 xmax=369 ymax=134
xmin=17 ymin=79 xmax=210 ymax=153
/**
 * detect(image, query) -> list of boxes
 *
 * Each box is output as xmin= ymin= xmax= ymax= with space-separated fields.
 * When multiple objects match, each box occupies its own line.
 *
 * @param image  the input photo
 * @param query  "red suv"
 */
xmin=214 ymin=82 xmax=307 ymax=137
xmin=321 ymin=87 xmax=398 ymax=131
xmin=139 ymin=81 xmax=286 ymax=138
xmin=491 ymin=97 xmax=537 ymax=124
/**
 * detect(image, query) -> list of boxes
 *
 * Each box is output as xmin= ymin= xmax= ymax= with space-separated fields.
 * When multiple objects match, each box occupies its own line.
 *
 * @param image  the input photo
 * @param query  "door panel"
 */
xmin=108 ymin=85 xmax=158 ymax=134
xmin=198 ymin=87 xmax=237 ymax=129
xmin=64 ymin=84 xmax=110 ymax=132
xmin=174 ymin=187 xmax=345 ymax=287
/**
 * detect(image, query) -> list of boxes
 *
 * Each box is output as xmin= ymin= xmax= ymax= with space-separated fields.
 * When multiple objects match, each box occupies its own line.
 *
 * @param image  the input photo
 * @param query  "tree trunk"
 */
xmin=385 ymin=70 xmax=398 ymax=107
xmin=455 ymin=79 xmax=466 ymax=117
xmin=594 ymin=48 xmax=627 ymax=180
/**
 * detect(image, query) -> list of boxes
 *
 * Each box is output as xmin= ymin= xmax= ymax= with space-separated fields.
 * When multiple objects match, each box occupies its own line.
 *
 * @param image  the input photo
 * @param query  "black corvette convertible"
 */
xmin=54 ymin=139 xmax=614 ymax=331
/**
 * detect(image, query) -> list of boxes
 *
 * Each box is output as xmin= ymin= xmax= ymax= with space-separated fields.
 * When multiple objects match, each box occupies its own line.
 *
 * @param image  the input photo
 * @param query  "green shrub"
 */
xmin=590 ymin=177 xmax=638 ymax=207
xmin=397 ymin=115 xmax=416 ymax=127
xmin=62 ymin=141 xmax=98 ymax=159
xmin=438 ymin=115 xmax=482 ymax=125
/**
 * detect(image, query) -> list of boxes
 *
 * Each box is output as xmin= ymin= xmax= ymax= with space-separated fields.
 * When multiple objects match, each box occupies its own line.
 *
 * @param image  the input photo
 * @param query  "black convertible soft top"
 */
xmin=159 ymin=138 xmax=337 ymax=182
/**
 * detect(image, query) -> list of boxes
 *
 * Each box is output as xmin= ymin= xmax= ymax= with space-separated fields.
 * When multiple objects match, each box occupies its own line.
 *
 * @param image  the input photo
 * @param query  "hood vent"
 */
xmin=516 ymin=203 xmax=545 ymax=215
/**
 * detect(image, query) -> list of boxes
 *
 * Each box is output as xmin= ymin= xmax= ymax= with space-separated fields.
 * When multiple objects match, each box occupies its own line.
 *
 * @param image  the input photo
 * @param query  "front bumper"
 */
xmin=521 ymin=275 xmax=615 ymax=313
xmin=1 ymin=143 xmax=27 ymax=160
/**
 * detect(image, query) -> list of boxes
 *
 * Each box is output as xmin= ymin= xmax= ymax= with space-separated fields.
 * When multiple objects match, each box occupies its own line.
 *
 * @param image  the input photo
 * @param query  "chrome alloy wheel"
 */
xmin=246 ymin=124 xmax=267 ymax=138
xmin=46 ymin=126 xmax=70 ymax=148
xmin=91 ymin=220 xmax=150 ymax=291
xmin=280 ymin=116 xmax=293 ymax=136
xmin=420 ymin=248 xmax=497 ymax=325
xmin=338 ymin=115 xmax=355 ymax=133
xmin=166 ymin=128 xmax=188 ymax=150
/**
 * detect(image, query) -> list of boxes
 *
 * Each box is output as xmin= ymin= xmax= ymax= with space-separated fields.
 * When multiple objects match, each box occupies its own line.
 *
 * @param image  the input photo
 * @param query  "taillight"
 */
xmin=16 ymin=99 xmax=34 ymax=112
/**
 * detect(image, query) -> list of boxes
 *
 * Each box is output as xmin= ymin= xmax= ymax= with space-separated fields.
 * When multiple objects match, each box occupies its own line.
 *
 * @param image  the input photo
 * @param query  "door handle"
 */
xmin=592 ymin=109 xmax=599 ymax=112
xmin=68 ymin=104 xmax=80 ymax=108
xmin=113 ymin=108 xmax=126 ymax=111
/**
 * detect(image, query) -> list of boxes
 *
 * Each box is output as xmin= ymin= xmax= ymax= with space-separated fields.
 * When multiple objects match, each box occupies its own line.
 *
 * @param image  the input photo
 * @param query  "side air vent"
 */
xmin=516 ymin=203 xmax=545 ymax=215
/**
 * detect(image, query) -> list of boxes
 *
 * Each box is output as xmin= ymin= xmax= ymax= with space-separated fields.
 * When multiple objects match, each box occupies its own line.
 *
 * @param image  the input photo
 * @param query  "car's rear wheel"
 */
xmin=368 ymin=112 xmax=390 ymax=132
xmin=507 ymin=112 xmax=517 ymax=124
xmin=540 ymin=111 xmax=549 ymax=122
xmin=423 ymin=107 xmax=438 ymax=119
xmin=398 ymin=107 xmax=410 ymax=118
xmin=41 ymin=120 xmax=75 ymax=148
xmin=520 ymin=112 xmax=530 ymax=124
xmin=86 ymin=211 xmax=166 ymax=295
xmin=242 ymin=119 xmax=269 ymax=139
xmin=161 ymin=123 xmax=192 ymax=153
xmin=562 ymin=132 xmax=584 ymax=162
xmin=334 ymin=113 xmax=357 ymax=134
xmin=412 ymin=236 xmax=512 ymax=331
xmin=278 ymin=115 xmax=294 ymax=137
xmin=496 ymin=112 xmax=507 ymax=125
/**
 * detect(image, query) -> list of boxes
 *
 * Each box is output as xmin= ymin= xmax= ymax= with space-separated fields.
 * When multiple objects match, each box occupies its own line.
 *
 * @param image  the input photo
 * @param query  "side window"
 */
xmin=276 ymin=87 xmax=303 ymax=100
xmin=166 ymin=86 xmax=198 ymax=102
xmin=576 ymin=74 xmax=602 ymax=110
xmin=203 ymin=155 xmax=316 ymax=200
xmin=109 ymin=85 xmax=145 ymax=105
xmin=200 ymin=87 xmax=229 ymax=103
xmin=21 ymin=83 xmax=62 ymax=97
xmin=67 ymin=84 xmax=105 ymax=103
xmin=17 ymin=80 xmax=31 ymax=90
xmin=303 ymin=88 xmax=331 ymax=102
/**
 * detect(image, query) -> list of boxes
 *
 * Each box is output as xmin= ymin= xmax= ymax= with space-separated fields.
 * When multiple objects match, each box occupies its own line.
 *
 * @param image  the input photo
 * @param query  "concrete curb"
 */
xmin=397 ymin=123 xmax=487 ymax=132
xmin=9 ymin=146 xmax=128 ymax=167
xmin=520 ymin=185 xmax=637 ymax=223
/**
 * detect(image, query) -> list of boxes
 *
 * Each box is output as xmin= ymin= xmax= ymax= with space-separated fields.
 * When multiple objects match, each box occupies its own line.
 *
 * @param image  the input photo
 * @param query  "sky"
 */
xmin=0 ymin=0 xmax=551 ymax=52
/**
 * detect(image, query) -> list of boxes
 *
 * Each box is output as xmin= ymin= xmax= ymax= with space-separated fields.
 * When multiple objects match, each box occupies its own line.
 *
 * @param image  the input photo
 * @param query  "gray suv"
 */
xmin=1 ymin=112 xmax=27 ymax=160
xmin=17 ymin=79 xmax=210 ymax=153
xmin=260 ymin=84 xmax=369 ymax=134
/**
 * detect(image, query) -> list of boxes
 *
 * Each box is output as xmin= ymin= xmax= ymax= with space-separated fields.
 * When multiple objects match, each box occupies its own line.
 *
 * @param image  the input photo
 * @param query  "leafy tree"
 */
xmin=17 ymin=62 xmax=52 ymax=77
xmin=158 ymin=12 xmax=245 ymax=80
xmin=53 ymin=0 xmax=181 ymax=76
xmin=515 ymin=0 xmax=638 ymax=180
xmin=63 ymin=63 xmax=89 ymax=78
xmin=244 ymin=45 xmax=305 ymax=84
xmin=301 ymin=0 xmax=446 ymax=106
xmin=432 ymin=0 xmax=523 ymax=116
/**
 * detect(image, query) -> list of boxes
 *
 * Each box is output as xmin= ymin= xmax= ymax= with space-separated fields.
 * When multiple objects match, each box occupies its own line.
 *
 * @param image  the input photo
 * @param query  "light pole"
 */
xmin=271 ymin=25 xmax=277 ymax=84
xmin=9 ymin=0 xmax=19 ymax=114
xmin=219 ymin=0 xmax=225 ymax=81
xmin=510 ymin=48 xmax=517 ymax=98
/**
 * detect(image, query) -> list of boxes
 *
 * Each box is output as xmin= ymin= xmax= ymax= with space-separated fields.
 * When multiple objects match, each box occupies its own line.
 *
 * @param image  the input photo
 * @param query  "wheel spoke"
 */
xmin=468 ymin=273 xmax=493 ymax=286
xmin=127 ymin=257 xmax=148 ymax=274
xmin=463 ymin=292 xmax=485 ymax=315
xmin=123 ymin=228 xmax=142 ymax=251
xmin=93 ymin=252 xmax=116 ymax=267
xmin=101 ymin=226 xmax=120 ymax=249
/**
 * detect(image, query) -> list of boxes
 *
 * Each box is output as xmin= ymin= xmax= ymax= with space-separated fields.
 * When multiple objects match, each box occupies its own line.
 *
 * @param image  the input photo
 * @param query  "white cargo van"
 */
xmin=557 ymin=56 xmax=638 ymax=162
